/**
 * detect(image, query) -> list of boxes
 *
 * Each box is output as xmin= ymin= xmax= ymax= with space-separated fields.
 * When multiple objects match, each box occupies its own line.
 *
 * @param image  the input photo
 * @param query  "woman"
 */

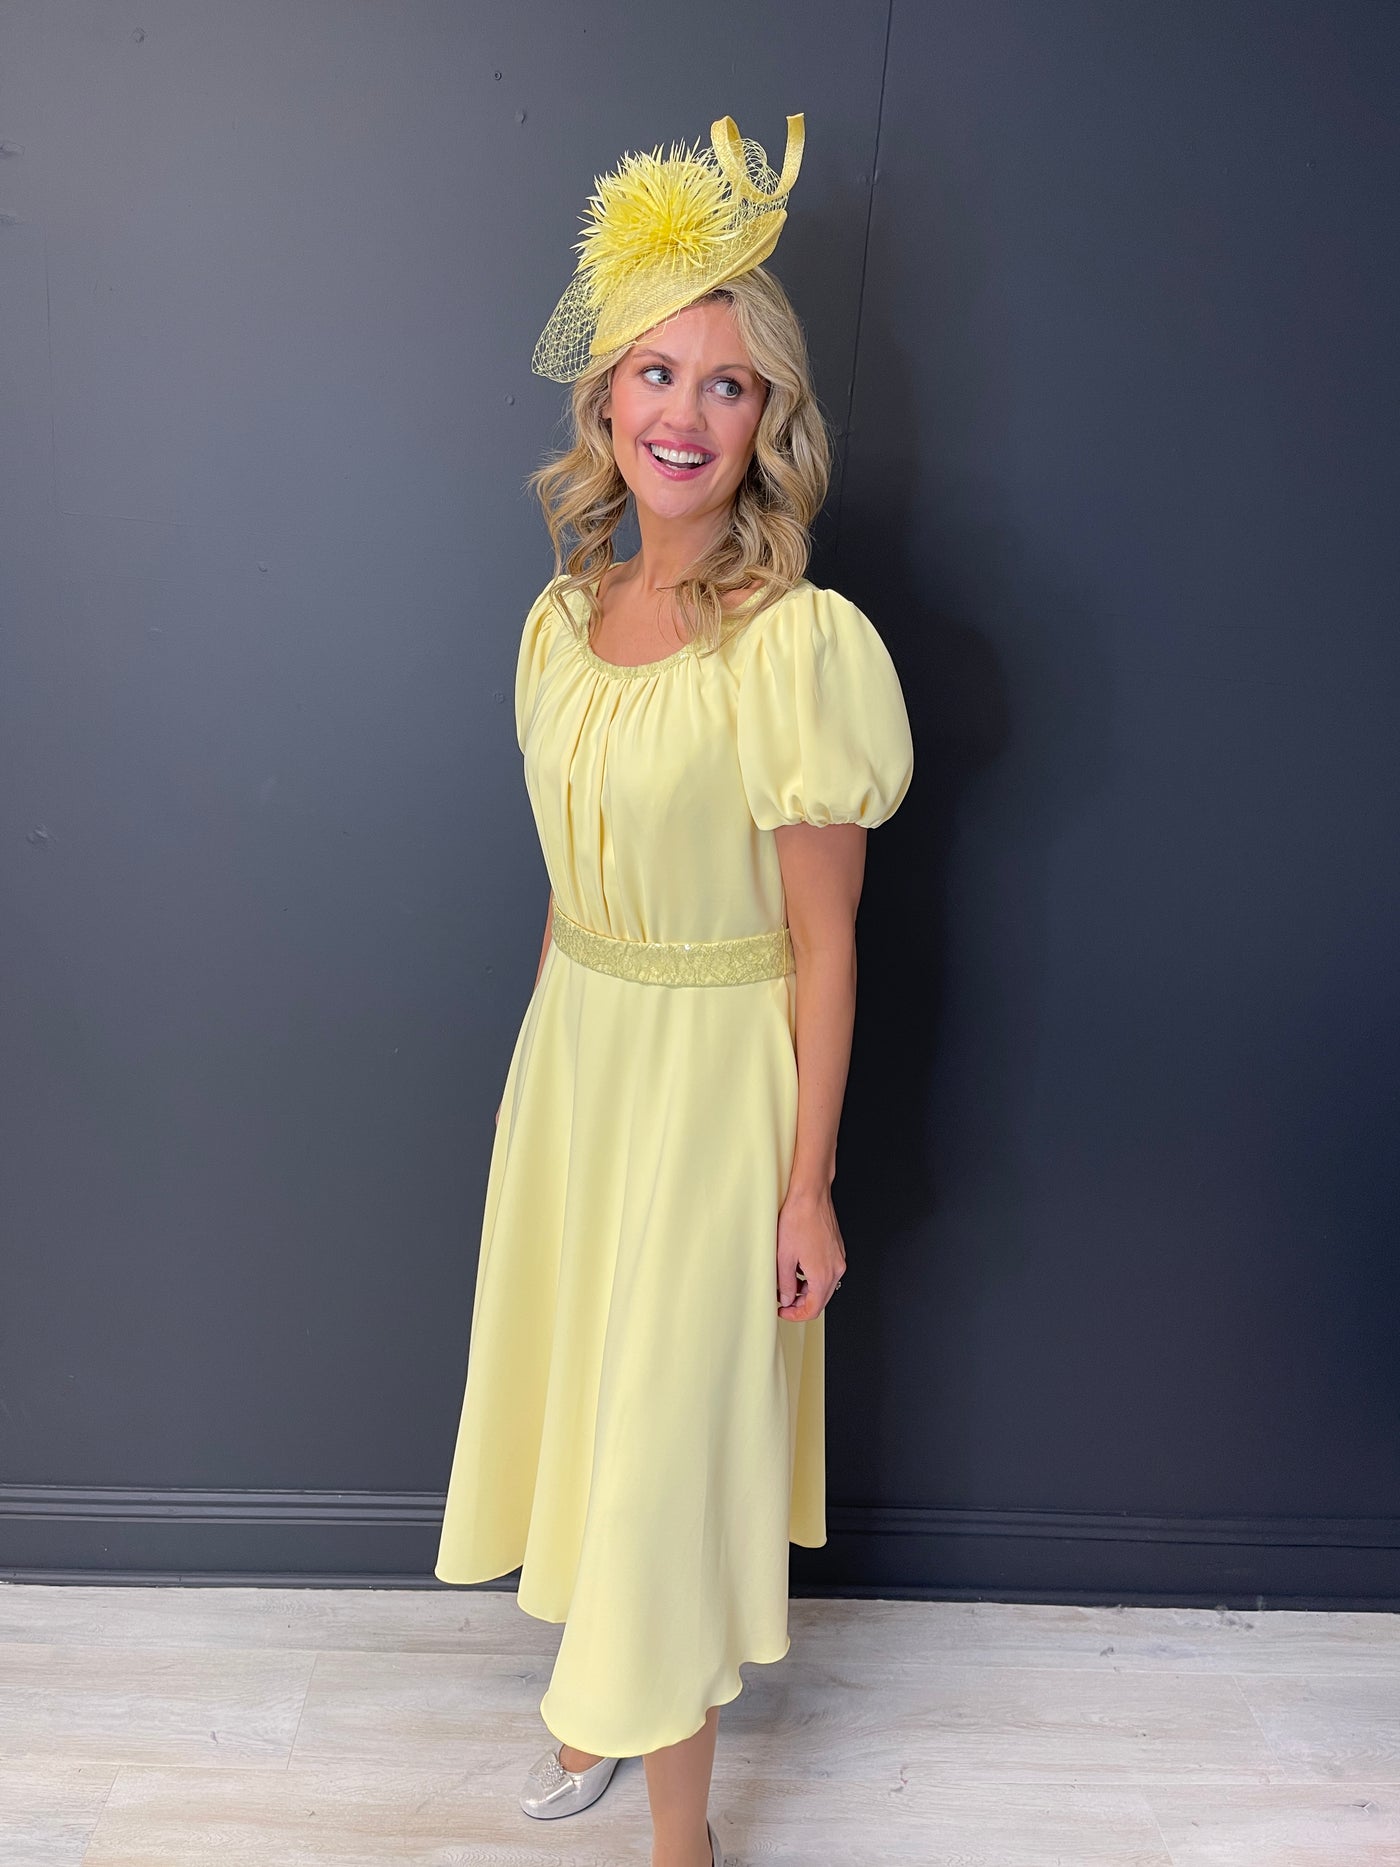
xmin=435 ymin=113 xmax=914 ymax=1867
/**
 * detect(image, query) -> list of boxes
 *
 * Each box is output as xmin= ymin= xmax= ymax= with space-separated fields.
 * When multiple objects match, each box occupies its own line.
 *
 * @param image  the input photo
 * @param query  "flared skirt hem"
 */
xmin=432 ymin=1541 xmax=826 ymax=1759
xmin=535 ymin=1627 xmax=793 ymax=1757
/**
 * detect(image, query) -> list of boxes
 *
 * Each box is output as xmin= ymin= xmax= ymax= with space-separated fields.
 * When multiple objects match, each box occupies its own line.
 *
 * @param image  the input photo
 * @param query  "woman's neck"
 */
xmin=622 ymin=508 xmax=729 ymax=597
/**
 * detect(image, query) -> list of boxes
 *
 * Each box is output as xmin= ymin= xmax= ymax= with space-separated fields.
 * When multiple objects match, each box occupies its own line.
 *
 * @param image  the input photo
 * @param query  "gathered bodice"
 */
xmin=514 ymin=576 xmax=914 ymax=945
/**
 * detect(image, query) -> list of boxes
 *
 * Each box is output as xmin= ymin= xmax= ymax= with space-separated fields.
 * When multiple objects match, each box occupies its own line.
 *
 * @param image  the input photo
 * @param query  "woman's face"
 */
xmin=600 ymin=297 xmax=767 ymax=534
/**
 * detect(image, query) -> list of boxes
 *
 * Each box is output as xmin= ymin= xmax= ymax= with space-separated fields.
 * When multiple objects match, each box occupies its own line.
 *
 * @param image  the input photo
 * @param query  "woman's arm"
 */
xmin=496 ymin=891 xmax=555 ymax=1128
xmin=772 ymin=821 xmax=867 ymax=1319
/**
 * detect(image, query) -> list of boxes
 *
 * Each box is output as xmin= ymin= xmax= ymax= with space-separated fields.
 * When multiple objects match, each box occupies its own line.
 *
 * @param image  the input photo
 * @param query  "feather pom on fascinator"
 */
xmin=531 ymin=112 xmax=805 ymax=383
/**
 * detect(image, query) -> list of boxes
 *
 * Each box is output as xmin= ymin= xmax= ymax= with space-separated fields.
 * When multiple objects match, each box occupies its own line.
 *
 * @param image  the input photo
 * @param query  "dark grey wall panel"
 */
xmin=829 ymin=0 xmax=1400 ymax=1558
xmin=3 ymin=2 xmax=1399 ymax=1602
xmin=0 ymin=3 xmax=887 ymax=1496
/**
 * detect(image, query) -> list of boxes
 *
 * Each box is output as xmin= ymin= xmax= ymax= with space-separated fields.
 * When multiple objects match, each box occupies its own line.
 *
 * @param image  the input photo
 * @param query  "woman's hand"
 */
xmin=776 ymin=1184 xmax=847 ymax=1320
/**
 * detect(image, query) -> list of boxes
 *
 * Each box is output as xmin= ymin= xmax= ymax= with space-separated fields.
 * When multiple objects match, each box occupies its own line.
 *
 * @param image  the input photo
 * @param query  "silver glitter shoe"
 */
xmin=518 ymin=1741 xmax=620 ymax=1819
xmin=708 ymin=1816 xmax=724 ymax=1866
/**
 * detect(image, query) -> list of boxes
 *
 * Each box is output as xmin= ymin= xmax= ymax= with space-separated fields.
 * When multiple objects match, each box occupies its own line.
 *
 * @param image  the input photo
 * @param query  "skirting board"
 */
xmin=0 ymin=1487 xmax=1396 ymax=1607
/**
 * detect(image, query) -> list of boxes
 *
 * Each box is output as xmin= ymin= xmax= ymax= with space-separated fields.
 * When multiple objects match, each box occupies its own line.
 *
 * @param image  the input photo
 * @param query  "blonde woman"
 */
xmin=435 ymin=115 xmax=913 ymax=1867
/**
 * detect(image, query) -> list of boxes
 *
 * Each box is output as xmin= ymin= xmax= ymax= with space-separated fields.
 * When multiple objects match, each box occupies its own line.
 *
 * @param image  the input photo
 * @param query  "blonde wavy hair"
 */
xmin=527 ymin=265 xmax=833 ymax=653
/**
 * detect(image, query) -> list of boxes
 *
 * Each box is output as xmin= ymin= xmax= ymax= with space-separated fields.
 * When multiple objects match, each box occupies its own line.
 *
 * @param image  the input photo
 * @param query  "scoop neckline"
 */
xmin=561 ymin=579 xmax=699 ymax=679
xmin=562 ymin=576 xmax=809 ymax=681
xmin=575 ymin=631 xmax=700 ymax=679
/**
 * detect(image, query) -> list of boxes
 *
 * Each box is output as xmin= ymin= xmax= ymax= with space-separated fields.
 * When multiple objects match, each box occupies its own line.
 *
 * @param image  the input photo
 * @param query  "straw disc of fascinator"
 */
xmin=531 ymin=112 xmax=805 ymax=383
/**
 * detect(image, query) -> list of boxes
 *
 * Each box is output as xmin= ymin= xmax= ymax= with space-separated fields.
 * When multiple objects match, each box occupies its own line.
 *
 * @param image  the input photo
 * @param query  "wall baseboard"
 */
xmin=2 ymin=1487 xmax=1396 ymax=1608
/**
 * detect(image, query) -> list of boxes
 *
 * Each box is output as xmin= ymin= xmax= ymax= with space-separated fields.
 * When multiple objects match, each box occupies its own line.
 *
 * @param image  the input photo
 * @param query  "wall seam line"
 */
xmin=833 ymin=0 xmax=895 ymax=564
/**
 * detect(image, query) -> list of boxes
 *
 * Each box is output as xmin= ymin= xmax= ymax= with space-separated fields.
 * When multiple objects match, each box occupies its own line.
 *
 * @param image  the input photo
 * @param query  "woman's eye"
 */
xmin=638 ymin=365 xmax=743 ymax=397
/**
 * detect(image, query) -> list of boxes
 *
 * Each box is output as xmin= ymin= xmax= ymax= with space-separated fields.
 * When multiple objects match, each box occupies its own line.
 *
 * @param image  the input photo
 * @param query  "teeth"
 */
xmin=648 ymin=444 xmax=709 ymax=466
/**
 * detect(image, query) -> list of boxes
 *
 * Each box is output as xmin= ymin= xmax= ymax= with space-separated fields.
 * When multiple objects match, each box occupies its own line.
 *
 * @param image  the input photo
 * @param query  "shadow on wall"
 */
xmin=815 ymin=164 xmax=1118 ymax=1503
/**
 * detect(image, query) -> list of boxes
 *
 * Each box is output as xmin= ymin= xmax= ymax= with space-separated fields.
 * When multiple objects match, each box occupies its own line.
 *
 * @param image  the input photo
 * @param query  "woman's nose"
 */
xmin=666 ymin=380 xmax=708 ymax=424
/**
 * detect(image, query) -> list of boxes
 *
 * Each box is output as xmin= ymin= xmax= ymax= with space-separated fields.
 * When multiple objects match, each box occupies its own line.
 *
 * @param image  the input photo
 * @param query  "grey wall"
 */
xmin=2 ymin=3 xmax=1397 ymax=1603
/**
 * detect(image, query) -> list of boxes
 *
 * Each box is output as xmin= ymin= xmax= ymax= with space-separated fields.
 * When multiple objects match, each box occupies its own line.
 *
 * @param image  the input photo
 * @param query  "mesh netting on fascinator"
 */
xmin=530 ymin=112 xmax=805 ymax=383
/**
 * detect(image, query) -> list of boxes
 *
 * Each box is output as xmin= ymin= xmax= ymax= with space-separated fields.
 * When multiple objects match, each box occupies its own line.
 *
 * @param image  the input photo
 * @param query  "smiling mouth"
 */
xmin=644 ymin=442 xmax=715 ymax=476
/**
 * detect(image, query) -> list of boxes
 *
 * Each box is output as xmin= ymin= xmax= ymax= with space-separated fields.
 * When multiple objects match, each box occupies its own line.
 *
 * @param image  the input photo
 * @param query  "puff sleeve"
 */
xmin=735 ymin=584 xmax=914 ymax=829
xmin=514 ymin=581 xmax=557 ymax=752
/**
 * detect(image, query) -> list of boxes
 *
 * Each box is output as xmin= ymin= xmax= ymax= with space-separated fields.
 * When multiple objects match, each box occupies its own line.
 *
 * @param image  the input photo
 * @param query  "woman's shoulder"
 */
xmin=748 ymin=575 xmax=877 ymax=622
xmin=520 ymin=573 xmax=588 ymax=648
xmin=527 ymin=571 xmax=574 ymax=621
xmin=735 ymin=577 xmax=891 ymax=668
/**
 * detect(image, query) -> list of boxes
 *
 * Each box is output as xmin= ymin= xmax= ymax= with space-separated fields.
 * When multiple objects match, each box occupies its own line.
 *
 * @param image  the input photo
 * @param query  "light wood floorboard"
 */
xmin=0 ymin=1584 xmax=1394 ymax=1865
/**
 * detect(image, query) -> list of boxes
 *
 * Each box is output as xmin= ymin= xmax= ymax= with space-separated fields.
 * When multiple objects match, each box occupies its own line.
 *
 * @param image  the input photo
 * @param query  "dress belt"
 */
xmin=550 ymin=902 xmax=794 ymax=987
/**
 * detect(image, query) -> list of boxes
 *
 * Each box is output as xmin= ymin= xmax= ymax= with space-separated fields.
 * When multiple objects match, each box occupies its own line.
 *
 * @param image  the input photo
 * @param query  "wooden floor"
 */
xmin=1 ymin=1584 xmax=1397 ymax=1865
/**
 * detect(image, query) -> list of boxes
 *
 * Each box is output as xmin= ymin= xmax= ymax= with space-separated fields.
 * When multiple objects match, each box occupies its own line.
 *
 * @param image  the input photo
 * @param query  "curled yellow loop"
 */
xmin=710 ymin=113 xmax=805 ymax=203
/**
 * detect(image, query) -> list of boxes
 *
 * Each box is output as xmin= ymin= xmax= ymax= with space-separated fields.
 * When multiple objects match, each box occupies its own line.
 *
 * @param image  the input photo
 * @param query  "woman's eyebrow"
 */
xmin=634 ymin=349 xmax=755 ymax=375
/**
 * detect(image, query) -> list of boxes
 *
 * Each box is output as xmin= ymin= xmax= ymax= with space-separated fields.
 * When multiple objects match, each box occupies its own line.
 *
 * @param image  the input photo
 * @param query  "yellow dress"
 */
xmin=434 ymin=574 xmax=914 ymax=1757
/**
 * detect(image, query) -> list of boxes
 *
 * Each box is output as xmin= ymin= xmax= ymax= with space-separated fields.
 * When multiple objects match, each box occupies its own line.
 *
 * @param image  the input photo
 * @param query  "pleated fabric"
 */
xmin=434 ymin=576 xmax=914 ymax=1757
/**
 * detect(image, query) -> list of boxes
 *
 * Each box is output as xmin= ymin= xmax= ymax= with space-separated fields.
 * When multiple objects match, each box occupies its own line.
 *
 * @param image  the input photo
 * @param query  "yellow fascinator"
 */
xmin=531 ymin=112 xmax=805 ymax=383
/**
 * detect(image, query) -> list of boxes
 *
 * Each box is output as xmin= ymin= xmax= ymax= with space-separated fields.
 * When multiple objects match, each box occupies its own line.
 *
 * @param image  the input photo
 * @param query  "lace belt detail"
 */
xmin=550 ymin=903 xmax=794 ymax=987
